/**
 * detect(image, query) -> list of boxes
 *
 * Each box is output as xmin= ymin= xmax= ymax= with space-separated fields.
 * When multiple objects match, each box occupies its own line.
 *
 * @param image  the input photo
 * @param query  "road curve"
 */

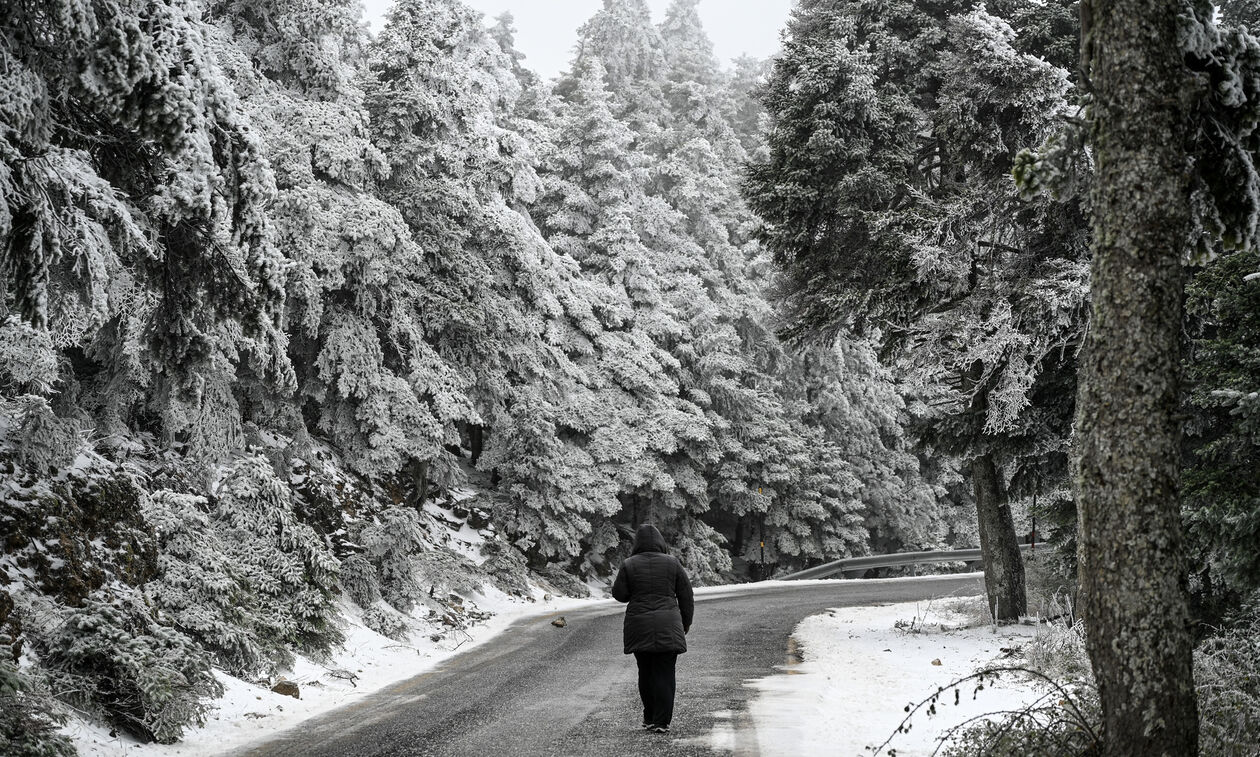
xmin=238 ymin=575 xmax=984 ymax=757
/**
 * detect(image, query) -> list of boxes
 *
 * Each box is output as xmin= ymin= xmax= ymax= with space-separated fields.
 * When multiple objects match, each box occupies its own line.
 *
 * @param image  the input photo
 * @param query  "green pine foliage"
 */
xmin=1185 ymin=249 xmax=1260 ymax=598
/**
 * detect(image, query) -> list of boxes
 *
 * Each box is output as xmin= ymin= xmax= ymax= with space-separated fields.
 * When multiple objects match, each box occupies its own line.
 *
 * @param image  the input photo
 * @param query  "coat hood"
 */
xmin=631 ymin=524 xmax=669 ymax=555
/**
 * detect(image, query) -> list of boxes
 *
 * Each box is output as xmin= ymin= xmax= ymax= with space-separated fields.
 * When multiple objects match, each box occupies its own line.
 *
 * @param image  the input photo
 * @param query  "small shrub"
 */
xmin=538 ymin=564 xmax=591 ymax=599
xmin=899 ymin=615 xmax=1101 ymax=757
xmin=361 ymin=605 xmax=411 ymax=641
xmin=142 ymin=491 xmax=268 ymax=675
xmin=358 ymin=507 xmax=428 ymax=613
xmin=415 ymin=548 xmax=484 ymax=599
xmin=339 ymin=554 xmax=381 ymax=608
xmin=32 ymin=591 xmax=222 ymax=744
xmin=940 ymin=702 xmax=1099 ymax=757
xmin=143 ymin=458 xmax=345 ymax=676
xmin=944 ymin=595 xmax=995 ymax=628
xmin=212 ymin=457 xmax=343 ymax=659
xmin=1196 ymin=603 xmax=1260 ymax=757
xmin=479 ymin=540 xmax=532 ymax=597
xmin=1026 ymin=618 xmax=1094 ymax=689
xmin=0 ymin=657 xmax=75 ymax=757
xmin=1022 ymin=551 xmax=1077 ymax=619
xmin=4 ymin=396 xmax=81 ymax=474
xmin=898 ymin=667 xmax=1100 ymax=757
xmin=936 ymin=596 xmax=1259 ymax=757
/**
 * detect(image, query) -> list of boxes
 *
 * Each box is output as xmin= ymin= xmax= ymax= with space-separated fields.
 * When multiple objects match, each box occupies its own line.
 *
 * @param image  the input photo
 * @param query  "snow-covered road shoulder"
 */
xmin=745 ymin=597 xmax=1045 ymax=757
xmin=62 ymin=589 xmax=603 ymax=757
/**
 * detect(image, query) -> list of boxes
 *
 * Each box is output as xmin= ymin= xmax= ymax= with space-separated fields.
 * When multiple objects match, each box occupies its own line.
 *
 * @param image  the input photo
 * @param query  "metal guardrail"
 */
xmin=779 ymin=543 xmax=1042 ymax=581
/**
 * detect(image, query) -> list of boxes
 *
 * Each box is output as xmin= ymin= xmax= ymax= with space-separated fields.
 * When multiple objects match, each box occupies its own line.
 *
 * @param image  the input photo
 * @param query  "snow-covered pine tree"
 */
xmin=570 ymin=0 xmax=668 ymax=139
xmin=364 ymin=0 xmax=659 ymax=574
xmin=367 ymin=0 xmax=609 ymax=501
xmin=724 ymin=55 xmax=773 ymax=159
xmin=747 ymin=0 xmax=1087 ymax=616
xmin=534 ymin=55 xmax=739 ymax=577
xmin=652 ymin=0 xmax=872 ymax=570
xmin=659 ymin=0 xmax=721 ymax=91
xmin=788 ymin=341 xmax=948 ymax=554
xmin=895 ymin=7 xmax=1088 ymax=618
xmin=211 ymin=0 xmax=464 ymax=481
xmin=1 ymin=0 xmax=292 ymax=456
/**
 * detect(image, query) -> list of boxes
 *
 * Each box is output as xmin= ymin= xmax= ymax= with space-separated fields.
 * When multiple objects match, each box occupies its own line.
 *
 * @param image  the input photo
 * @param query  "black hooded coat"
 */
xmin=611 ymin=525 xmax=695 ymax=654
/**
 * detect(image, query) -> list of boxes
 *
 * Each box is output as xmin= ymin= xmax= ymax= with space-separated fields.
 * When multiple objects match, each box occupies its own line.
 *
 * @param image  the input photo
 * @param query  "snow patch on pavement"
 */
xmin=744 ymin=597 xmax=1044 ymax=757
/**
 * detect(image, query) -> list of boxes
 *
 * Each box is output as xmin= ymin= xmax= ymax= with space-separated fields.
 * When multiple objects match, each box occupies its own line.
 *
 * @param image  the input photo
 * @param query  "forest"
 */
xmin=0 ymin=0 xmax=1257 ymax=755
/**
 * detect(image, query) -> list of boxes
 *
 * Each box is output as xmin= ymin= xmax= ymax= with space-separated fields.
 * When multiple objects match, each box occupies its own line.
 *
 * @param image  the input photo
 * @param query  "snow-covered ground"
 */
xmin=742 ymin=596 xmax=1045 ymax=757
xmin=62 ymin=587 xmax=601 ymax=757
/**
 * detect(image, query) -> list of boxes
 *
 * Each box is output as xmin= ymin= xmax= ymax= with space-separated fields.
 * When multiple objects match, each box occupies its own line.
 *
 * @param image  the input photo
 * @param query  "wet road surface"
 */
xmin=238 ymin=575 xmax=984 ymax=757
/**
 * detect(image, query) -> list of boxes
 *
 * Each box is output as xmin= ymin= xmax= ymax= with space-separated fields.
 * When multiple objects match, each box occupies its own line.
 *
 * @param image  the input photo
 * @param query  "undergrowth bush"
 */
xmin=0 ymin=656 xmax=75 ymax=757
xmin=1025 ymin=618 xmax=1093 ymax=689
xmin=212 ymin=456 xmax=343 ymax=660
xmin=360 ymin=604 xmax=411 ymax=640
xmin=31 ymin=591 xmax=222 ymax=744
xmin=144 ymin=490 xmax=268 ymax=674
xmin=358 ymin=507 xmax=429 ymax=613
xmin=1196 ymin=601 xmax=1260 ymax=757
xmin=479 ymin=540 xmax=532 ymax=597
xmin=905 ymin=600 xmax=1101 ymax=755
xmin=339 ymin=554 xmax=381 ymax=608
xmin=1022 ymin=551 xmax=1077 ymax=619
xmin=936 ymin=597 xmax=1260 ymax=757
xmin=415 ymin=548 xmax=484 ymax=599
xmin=142 ymin=455 xmax=344 ymax=675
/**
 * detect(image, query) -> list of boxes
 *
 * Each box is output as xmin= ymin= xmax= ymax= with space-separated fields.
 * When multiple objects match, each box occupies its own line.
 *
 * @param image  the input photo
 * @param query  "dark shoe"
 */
xmin=648 ymin=724 xmax=670 ymax=733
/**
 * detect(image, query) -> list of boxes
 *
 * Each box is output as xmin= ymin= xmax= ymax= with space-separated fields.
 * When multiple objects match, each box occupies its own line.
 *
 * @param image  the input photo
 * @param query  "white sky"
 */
xmin=360 ymin=0 xmax=794 ymax=78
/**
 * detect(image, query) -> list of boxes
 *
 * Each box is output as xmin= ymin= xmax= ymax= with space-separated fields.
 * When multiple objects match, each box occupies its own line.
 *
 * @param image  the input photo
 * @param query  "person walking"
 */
xmin=611 ymin=524 xmax=695 ymax=734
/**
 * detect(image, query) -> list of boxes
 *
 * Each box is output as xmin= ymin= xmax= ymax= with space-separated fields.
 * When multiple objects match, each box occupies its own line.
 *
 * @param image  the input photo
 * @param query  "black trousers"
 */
xmin=634 ymin=651 xmax=678 ymax=727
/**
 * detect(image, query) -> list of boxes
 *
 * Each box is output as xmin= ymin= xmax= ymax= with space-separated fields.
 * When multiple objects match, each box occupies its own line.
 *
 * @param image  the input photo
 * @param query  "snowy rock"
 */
xmin=466 ymin=508 xmax=491 ymax=530
xmin=270 ymin=680 xmax=300 ymax=699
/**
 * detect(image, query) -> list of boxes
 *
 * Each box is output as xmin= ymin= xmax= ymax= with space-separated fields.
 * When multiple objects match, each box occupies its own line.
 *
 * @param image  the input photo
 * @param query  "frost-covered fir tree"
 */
xmin=211 ymin=0 xmax=467 ymax=481
xmin=651 ymin=0 xmax=872 ymax=569
xmin=570 ymin=0 xmax=668 ymax=137
xmin=747 ymin=0 xmax=1087 ymax=617
xmin=724 ymin=56 xmax=773 ymax=158
xmin=0 ymin=0 xmax=292 ymax=456
xmin=366 ymin=0 xmax=613 ymax=500
xmin=788 ymin=341 xmax=949 ymax=553
xmin=366 ymin=1 xmax=652 ymax=570
xmin=535 ymin=56 xmax=740 ymax=578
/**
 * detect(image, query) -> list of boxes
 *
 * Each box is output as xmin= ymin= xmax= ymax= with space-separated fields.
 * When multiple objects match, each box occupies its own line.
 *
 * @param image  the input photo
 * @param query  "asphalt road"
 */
xmin=238 ymin=575 xmax=984 ymax=757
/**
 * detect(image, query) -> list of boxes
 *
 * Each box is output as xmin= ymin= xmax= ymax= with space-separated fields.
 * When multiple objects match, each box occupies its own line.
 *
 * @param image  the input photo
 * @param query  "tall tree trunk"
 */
xmin=408 ymin=458 xmax=430 ymax=509
xmin=963 ymin=363 xmax=1028 ymax=622
xmin=469 ymin=424 xmax=485 ymax=466
xmin=972 ymin=453 xmax=1027 ymax=621
xmin=1076 ymin=1 xmax=1199 ymax=754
